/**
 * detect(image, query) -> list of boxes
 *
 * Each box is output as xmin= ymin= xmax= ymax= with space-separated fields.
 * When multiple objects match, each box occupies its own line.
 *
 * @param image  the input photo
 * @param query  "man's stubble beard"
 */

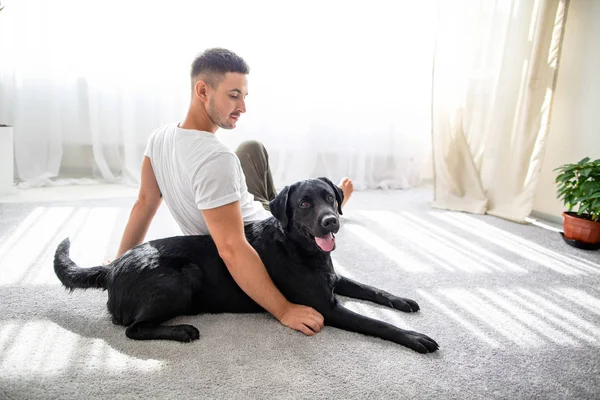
xmin=207 ymin=98 xmax=235 ymax=130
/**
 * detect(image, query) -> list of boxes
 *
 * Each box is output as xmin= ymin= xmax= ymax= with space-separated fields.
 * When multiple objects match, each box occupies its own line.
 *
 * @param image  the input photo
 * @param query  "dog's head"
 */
xmin=269 ymin=177 xmax=344 ymax=253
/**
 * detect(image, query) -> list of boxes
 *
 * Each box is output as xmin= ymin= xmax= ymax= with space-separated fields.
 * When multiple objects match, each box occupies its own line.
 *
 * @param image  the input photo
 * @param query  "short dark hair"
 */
xmin=190 ymin=48 xmax=249 ymax=88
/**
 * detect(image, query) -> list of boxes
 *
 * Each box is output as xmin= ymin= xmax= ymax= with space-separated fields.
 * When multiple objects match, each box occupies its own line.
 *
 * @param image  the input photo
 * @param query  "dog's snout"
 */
xmin=321 ymin=215 xmax=338 ymax=230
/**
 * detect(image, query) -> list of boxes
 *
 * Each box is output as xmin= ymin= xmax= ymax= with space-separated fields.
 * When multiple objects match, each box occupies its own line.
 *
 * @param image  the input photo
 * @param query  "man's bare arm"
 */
xmin=202 ymin=202 xmax=324 ymax=336
xmin=115 ymin=156 xmax=163 ymax=258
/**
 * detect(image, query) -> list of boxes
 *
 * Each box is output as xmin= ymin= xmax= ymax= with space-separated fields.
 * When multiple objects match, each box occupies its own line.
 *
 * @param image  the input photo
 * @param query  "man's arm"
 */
xmin=202 ymin=202 xmax=324 ymax=336
xmin=115 ymin=156 xmax=163 ymax=258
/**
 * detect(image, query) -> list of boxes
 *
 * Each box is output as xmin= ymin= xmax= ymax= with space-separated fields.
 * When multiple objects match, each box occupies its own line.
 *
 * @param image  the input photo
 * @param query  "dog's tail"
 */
xmin=54 ymin=238 xmax=109 ymax=291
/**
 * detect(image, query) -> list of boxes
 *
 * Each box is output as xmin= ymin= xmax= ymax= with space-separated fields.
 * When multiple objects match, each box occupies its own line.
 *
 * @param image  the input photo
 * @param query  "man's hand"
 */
xmin=276 ymin=303 xmax=324 ymax=336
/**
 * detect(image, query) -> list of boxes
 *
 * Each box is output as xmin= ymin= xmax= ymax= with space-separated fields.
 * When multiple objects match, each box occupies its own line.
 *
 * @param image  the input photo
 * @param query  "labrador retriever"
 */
xmin=54 ymin=177 xmax=439 ymax=353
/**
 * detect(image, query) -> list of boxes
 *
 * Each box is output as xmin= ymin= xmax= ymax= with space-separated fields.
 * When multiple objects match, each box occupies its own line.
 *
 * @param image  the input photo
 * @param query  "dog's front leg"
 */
xmin=334 ymin=276 xmax=419 ymax=312
xmin=324 ymin=304 xmax=438 ymax=353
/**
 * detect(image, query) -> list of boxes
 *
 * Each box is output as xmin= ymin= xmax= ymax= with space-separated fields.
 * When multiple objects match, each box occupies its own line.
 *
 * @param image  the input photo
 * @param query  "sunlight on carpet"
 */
xmin=0 ymin=207 xmax=120 ymax=285
xmin=499 ymin=289 xmax=598 ymax=344
xmin=1 ymin=203 xmax=599 ymax=357
xmin=359 ymin=210 xmax=527 ymax=274
xmin=552 ymin=288 xmax=600 ymax=317
xmin=432 ymin=212 xmax=600 ymax=275
xmin=399 ymin=211 xmax=528 ymax=273
xmin=416 ymin=290 xmax=502 ymax=347
xmin=342 ymin=301 xmax=412 ymax=331
xmin=416 ymin=287 xmax=600 ymax=348
xmin=344 ymin=224 xmax=434 ymax=273
xmin=440 ymin=288 xmax=546 ymax=347
xmin=0 ymin=321 xmax=163 ymax=375
xmin=476 ymin=288 xmax=578 ymax=346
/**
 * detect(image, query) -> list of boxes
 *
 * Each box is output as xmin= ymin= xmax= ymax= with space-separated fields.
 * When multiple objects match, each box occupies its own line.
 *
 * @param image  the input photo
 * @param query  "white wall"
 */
xmin=533 ymin=0 xmax=600 ymax=219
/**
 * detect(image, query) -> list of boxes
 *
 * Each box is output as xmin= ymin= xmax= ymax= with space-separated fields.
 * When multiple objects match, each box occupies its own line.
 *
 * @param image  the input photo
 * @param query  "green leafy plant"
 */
xmin=555 ymin=157 xmax=600 ymax=222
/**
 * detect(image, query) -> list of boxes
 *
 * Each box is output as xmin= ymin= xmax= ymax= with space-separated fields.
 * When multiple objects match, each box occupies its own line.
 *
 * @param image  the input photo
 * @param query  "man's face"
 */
xmin=206 ymin=72 xmax=248 ymax=130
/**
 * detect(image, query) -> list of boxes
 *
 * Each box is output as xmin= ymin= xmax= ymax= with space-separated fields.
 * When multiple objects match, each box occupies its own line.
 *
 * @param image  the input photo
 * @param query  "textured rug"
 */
xmin=0 ymin=186 xmax=599 ymax=399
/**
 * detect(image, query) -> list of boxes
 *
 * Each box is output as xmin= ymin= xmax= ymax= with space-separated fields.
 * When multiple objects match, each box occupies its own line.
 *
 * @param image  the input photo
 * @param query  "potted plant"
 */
xmin=554 ymin=157 xmax=600 ymax=248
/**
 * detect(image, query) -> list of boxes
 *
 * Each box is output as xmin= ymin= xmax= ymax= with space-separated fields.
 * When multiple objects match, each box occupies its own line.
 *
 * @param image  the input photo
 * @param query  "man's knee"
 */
xmin=235 ymin=140 xmax=268 ymax=159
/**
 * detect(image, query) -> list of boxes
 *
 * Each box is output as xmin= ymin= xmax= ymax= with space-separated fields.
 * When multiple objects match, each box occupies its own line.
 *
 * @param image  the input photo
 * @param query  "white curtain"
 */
xmin=0 ymin=0 xmax=438 ymax=190
xmin=431 ymin=0 xmax=569 ymax=222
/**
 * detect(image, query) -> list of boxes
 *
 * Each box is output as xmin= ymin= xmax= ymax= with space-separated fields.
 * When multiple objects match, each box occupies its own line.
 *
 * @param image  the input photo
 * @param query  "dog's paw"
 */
xmin=391 ymin=297 xmax=420 ymax=313
xmin=172 ymin=325 xmax=200 ymax=342
xmin=402 ymin=331 xmax=439 ymax=354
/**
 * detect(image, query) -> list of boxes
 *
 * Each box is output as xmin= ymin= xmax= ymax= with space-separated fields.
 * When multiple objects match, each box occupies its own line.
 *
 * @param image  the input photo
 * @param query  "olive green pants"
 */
xmin=235 ymin=140 xmax=277 ymax=211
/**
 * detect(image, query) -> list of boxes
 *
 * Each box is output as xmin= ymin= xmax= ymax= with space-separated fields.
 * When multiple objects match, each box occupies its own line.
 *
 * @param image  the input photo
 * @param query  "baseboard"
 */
xmin=528 ymin=210 xmax=563 ymax=232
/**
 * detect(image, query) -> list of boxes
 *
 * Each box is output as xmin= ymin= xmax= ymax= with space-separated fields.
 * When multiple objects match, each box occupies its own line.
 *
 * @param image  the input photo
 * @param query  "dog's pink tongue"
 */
xmin=315 ymin=233 xmax=335 ymax=252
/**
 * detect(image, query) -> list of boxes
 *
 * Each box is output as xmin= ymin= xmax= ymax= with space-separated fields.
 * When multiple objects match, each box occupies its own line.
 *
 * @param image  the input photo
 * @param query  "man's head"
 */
xmin=190 ymin=48 xmax=249 ymax=130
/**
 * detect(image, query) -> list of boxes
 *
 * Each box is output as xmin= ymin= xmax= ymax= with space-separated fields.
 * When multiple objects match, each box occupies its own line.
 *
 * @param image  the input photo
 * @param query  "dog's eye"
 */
xmin=300 ymin=200 xmax=310 ymax=208
xmin=327 ymin=194 xmax=334 ymax=203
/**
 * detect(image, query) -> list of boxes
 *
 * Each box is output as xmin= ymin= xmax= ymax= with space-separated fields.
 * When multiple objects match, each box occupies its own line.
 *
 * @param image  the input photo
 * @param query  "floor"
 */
xmin=1 ymin=183 xmax=599 ymax=399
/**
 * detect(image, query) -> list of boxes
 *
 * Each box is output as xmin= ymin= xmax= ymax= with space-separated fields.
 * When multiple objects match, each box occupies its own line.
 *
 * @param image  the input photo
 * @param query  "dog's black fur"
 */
xmin=54 ymin=177 xmax=438 ymax=353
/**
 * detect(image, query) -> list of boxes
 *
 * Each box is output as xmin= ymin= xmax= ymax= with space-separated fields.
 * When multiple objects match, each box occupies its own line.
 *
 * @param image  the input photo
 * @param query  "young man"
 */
xmin=115 ymin=48 xmax=353 ymax=337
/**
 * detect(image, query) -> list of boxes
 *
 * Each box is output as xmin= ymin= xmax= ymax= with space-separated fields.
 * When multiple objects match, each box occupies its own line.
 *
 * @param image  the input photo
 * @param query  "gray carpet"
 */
xmin=1 ymin=187 xmax=599 ymax=399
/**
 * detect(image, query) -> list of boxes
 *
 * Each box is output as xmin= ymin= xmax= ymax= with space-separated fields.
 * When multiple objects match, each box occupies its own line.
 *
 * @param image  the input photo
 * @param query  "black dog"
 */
xmin=54 ymin=177 xmax=438 ymax=353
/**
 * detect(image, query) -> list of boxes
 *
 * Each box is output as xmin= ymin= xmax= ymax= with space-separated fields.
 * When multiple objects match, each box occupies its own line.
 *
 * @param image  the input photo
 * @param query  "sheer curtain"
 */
xmin=431 ymin=0 xmax=569 ymax=222
xmin=0 ymin=0 xmax=438 ymax=190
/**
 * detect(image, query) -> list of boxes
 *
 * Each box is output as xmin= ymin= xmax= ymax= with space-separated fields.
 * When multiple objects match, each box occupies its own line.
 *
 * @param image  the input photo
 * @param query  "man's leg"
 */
xmin=236 ymin=140 xmax=354 ymax=210
xmin=236 ymin=140 xmax=277 ymax=210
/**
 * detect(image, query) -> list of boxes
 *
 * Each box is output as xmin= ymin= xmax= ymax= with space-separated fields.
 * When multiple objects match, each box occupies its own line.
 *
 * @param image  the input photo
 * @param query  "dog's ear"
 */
xmin=317 ymin=177 xmax=344 ymax=215
xmin=269 ymin=185 xmax=292 ymax=229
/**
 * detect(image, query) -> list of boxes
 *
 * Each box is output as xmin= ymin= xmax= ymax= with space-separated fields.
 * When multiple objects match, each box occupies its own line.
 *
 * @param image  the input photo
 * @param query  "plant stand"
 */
xmin=0 ymin=125 xmax=14 ymax=194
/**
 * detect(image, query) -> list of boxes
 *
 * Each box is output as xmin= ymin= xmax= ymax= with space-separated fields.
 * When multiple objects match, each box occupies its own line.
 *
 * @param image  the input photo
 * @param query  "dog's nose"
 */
xmin=321 ymin=215 xmax=338 ymax=230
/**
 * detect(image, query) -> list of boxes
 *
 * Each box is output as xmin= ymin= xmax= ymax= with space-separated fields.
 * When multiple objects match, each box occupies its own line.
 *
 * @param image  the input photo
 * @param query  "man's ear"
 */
xmin=317 ymin=177 xmax=344 ymax=215
xmin=269 ymin=185 xmax=291 ymax=229
xmin=194 ymin=79 xmax=209 ymax=103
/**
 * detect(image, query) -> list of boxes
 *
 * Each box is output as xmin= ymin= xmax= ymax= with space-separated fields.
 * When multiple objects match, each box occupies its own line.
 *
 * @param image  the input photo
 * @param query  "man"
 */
xmin=115 ymin=48 xmax=353 ymax=336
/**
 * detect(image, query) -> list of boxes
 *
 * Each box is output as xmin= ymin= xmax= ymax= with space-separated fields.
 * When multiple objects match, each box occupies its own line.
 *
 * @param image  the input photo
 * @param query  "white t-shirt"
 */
xmin=144 ymin=123 xmax=272 ymax=236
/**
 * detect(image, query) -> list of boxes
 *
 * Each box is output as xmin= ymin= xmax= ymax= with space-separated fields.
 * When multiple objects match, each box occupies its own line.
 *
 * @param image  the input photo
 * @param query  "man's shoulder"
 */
xmin=148 ymin=122 xmax=177 ymax=142
xmin=180 ymin=138 xmax=235 ymax=160
xmin=186 ymin=142 xmax=240 ymax=179
xmin=201 ymin=150 xmax=241 ymax=173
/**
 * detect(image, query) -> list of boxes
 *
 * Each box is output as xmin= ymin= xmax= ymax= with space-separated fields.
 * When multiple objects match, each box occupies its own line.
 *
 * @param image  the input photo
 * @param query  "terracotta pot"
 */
xmin=562 ymin=212 xmax=600 ymax=244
